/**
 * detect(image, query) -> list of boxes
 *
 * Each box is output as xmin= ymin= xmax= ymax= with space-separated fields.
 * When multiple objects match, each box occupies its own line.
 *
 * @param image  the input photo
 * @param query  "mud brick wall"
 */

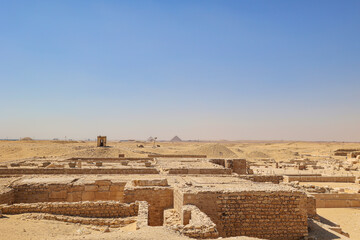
xmin=0 ymin=201 xmax=138 ymax=218
xmin=334 ymin=152 xmax=349 ymax=156
xmin=284 ymin=176 xmax=356 ymax=183
xmin=0 ymin=188 xmax=14 ymax=204
xmin=124 ymin=186 xmax=173 ymax=226
xmin=239 ymin=175 xmax=284 ymax=184
xmin=12 ymin=180 xmax=126 ymax=203
xmin=34 ymin=213 xmax=136 ymax=227
xmin=232 ymin=159 xmax=247 ymax=174
xmin=209 ymin=159 xmax=225 ymax=167
xmin=67 ymin=157 xmax=154 ymax=161
xmin=0 ymin=168 xmax=159 ymax=175
xmin=148 ymin=154 xmax=207 ymax=158
xmin=314 ymin=193 xmax=360 ymax=208
xmin=167 ymin=168 xmax=232 ymax=175
xmin=306 ymin=195 xmax=317 ymax=218
xmin=174 ymin=187 xmax=184 ymax=214
xmin=208 ymin=159 xmax=246 ymax=175
xmin=175 ymin=190 xmax=308 ymax=240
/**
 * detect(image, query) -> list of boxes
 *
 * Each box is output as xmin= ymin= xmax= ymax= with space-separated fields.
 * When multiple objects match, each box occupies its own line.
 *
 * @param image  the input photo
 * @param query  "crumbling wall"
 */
xmin=136 ymin=201 xmax=149 ymax=229
xmin=209 ymin=159 xmax=247 ymax=175
xmin=148 ymin=154 xmax=207 ymax=158
xmin=178 ymin=205 xmax=219 ymax=239
xmin=167 ymin=205 xmax=219 ymax=239
xmin=28 ymin=213 xmax=136 ymax=227
xmin=209 ymin=159 xmax=225 ymax=167
xmin=0 ymin=201 xmax=138 ymax=218
xmin=0 ymin=187 xmax=14 ymax=204
xmin=284 ymin=176 xmax=356 ymax=183
xmin=167 ymin=168 xmax=232 ymax=175
xmin=12 ymin=180 xmax=126 ymax=203
xmin=175 ymin=189 xmax=308 ymax=240
xmin=0 ymin=168 xmax=159 ymax=175
xmin=239 ymin=175 xmax=283 ymax=184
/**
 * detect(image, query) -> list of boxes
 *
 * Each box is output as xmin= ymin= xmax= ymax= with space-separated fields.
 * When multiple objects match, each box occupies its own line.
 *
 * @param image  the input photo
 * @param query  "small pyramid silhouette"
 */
xmin=170 ymin=136 xmax=182 ymax=142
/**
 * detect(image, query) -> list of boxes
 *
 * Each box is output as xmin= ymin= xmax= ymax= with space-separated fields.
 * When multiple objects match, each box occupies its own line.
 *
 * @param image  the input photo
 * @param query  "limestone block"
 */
xmin=95 ymin=191 xmax=111 ymax=200
xmin=109 ymin=191 xmax=123 ymax=201
xmin=49 ymin=190 xmax=67 ymax=199
xmin=109 ymin=185 xmax=123 ymax=191
xmin=84 ymin=185 xmax=98 ymax=192
xmin=95 ymin=180 xmax=111 ymax=186
xmin=82 ymin=192 xmax=95 ymax=201
xmin=67 ymin=192 xmax=82 ymax=202
xmin=98 ymin=185 xmax=110 ymax=191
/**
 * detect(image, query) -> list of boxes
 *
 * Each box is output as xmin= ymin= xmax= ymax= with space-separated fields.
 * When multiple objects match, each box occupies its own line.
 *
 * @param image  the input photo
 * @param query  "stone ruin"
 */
xmin=97 ymin=136 xmax=107 ymax=147
xmin=0 ymin=152 xmax=353 ymax=239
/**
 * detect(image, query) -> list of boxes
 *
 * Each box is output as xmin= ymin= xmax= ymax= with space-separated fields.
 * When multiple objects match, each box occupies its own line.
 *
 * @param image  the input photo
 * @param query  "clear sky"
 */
xmin=0 ymin=1 xmax=359 ymax=141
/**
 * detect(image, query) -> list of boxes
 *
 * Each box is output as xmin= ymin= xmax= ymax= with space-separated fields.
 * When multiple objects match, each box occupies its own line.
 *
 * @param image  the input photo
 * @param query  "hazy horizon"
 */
xmin=1 ymin=1 xmax=360 ymax=142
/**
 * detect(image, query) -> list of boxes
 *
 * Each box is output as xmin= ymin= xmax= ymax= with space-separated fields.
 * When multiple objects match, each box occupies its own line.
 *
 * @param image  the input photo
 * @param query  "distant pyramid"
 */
xmin=147 ymin=136 xmax=154 ymax=142
xmin=170 ymin=136 xmax=182 ymax=142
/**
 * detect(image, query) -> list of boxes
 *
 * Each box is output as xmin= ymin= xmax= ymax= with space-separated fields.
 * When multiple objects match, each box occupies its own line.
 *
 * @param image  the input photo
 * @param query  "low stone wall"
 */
xmin=179 ymin=205 xmax=219 ymax=239
xmin=314 ymin=193 xmax=360 ymax=208
xmin=208 ymin=159 xmax=225 ymax=166
xmin=209 ymin=159 xmax=247 ymax=175
xmin=12 ymin=180 xmax=126 ymax=203
xmin=284 ymin=174 xmax=322 ymax=176
xmin=167 ymin=168 xmax=232 ymax=175
xmin=0 ymin=168 xmax=159 ymax=175
xmin=175 ymin=189 xmax=308 ymax=240
xmin=284 ymin=176 xmax=356 ymax=183
xmin=67 ymin=157 xmax=154 ymax=161
xmin=0 ymin=188 xmax=14 ymax=204
xmin=0 ymin=201 xmax=138 ymax=218
xmin=28 ymin=213 xmax=137 ymax=227
xmin=239 ymin=175 xmax=283 ymax=184
xmin=148 ymin=154 xmax=207 ymax=158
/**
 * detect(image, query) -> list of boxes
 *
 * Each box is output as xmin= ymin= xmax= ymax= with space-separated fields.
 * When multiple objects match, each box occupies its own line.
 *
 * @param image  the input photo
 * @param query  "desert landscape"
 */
xmin=0 ymin=138 xmax=360 ymax=239
xmin=2 ymin=1 xmax=359 ymax=239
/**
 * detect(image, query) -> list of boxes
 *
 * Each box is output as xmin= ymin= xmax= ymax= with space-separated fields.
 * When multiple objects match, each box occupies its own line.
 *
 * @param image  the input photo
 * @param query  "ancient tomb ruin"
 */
xmin=97 ymin=136 xmax=107 ymax=147
xmin=0 ymin=154 xmax=321 ymax=239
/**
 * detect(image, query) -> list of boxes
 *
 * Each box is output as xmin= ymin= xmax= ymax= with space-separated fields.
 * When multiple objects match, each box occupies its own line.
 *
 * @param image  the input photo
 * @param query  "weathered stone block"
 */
xmin=95 ymin=191 xmax=111 ymax=200
xmin=82 ymin=192 xmax=95 ymax=201
xmin=84 ymin=185 xmax=98 ymax=192
xmin=49 ymin=190 xmax=67 ymax=199
xmin=67 ymin=192 xmax=82 ymax=202
xmin=95 ymin=180 xmax=111 ymax=186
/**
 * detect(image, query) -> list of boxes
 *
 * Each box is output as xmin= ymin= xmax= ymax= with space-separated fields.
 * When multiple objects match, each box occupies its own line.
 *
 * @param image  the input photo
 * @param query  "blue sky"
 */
xmin=0 ymin=1 xmax=359 ymax=141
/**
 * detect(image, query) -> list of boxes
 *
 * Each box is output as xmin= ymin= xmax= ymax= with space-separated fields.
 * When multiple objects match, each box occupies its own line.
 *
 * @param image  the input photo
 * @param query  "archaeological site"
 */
xmin=1 ymin=139 xmax=359 ymax=239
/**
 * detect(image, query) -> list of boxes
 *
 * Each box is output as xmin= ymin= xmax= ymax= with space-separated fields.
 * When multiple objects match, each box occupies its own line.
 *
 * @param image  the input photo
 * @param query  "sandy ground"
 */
xmin=0 ymin=214 xmax=261 ymax=240
xmin=317 ymin=208 xmax=360 ymax=240
xmin=1 ymin=140 xmax=359 ymax=162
